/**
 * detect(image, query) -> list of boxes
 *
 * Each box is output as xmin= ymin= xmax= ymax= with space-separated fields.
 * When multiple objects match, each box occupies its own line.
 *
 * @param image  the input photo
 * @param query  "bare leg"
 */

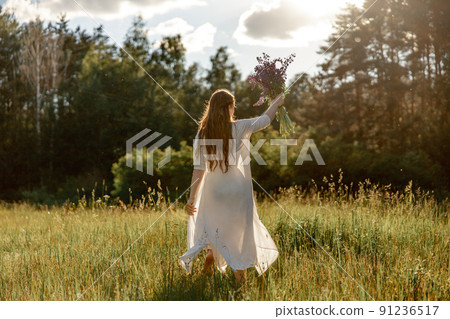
xmin=233 ymin=269 xmax=247 ymax=288
xmin=202 ymin=249 xmax=214 ymax=276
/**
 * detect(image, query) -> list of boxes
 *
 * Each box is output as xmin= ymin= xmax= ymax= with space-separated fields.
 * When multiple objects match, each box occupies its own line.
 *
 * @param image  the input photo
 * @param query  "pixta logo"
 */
xmin=194 ymin=138 xmax=325 ymax=166
xmin=126 ymin=129 xmax=172 ymax=175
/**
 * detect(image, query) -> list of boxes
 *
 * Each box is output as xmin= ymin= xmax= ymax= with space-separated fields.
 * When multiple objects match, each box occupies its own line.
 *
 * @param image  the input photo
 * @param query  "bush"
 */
xmin=111 ymin=141 xmax=193 ymax=201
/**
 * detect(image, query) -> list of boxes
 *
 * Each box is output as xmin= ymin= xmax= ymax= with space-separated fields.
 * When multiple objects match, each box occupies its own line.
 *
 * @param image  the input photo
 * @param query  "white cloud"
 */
xmin=148 ymin=17 xmax=195 ymax=36
xmin=3 ymin=0 xmax=54 ymax=22
xmin=226 ymin=47 xmax=239 ymax=58
xmin=233 ymin=0 xmax=365 ymax=47
xmin=183 ymin=23 xmax=216 ymax=53
xmin=149 ymin=18 xmax=216 ymax=53
xmin=3 ymin=0 xmax=207 ymax=23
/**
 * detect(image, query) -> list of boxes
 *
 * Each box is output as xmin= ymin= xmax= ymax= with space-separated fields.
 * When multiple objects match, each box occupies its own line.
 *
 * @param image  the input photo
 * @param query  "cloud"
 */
xmin=233 ymin=0 xmax=365 ymax=47
xmin=3 ymin=0 xmax=207 ymax=22
xmin=2 ymin=0 xmax=53 ymax=22
xmin=148 ymin=17 xmax=195 ymax=36
xmin=241 ymin=1 xmax=313 ymax=40
xmin=183 ymin=23 xmax=216 ymax=53
xmin=149 ymin=18 xmax=216 ymax=53
xmin=225 ymin=47 xmax=239 ymax=58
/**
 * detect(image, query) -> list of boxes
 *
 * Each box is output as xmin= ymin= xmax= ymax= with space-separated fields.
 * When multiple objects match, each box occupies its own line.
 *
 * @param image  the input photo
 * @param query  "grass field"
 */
xmin=0 ymin=177 xmax=448 ymax=301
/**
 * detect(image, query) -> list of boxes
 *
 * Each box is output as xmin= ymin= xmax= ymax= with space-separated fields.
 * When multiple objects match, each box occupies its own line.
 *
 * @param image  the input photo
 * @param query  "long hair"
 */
xmin=198 ymin=89 xmax=235 ymax=173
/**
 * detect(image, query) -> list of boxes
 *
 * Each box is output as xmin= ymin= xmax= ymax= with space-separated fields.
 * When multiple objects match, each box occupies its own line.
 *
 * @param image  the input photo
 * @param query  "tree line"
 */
xmin=0 ymin=0 xmax=448 ymax=203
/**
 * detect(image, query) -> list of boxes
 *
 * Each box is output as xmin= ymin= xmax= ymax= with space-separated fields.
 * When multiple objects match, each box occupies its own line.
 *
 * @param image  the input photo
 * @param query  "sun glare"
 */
xmin=292 ymin=0 xmax=366 ymax=18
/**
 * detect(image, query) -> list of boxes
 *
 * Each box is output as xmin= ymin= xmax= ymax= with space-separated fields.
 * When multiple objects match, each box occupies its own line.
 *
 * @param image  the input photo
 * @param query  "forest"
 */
xmin=0 ymin=0 xmax=448 ymax=204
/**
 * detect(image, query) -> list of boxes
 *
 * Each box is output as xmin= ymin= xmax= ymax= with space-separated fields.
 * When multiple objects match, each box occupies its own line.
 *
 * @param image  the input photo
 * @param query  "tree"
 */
xmin=19 ymin=18 xmax=68 ymax=136
xmin=205 ymin=46 xmax=241 ymax=92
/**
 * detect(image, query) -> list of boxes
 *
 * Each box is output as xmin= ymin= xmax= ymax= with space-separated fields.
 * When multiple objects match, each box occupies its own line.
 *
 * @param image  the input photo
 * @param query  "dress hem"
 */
xmin=178 ymin=240 xmax=278 ymax=277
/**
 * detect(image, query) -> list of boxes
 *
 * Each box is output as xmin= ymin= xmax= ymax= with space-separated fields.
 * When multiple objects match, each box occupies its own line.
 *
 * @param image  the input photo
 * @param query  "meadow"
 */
xmin=0 ymin=176 xmax=448 ymax=301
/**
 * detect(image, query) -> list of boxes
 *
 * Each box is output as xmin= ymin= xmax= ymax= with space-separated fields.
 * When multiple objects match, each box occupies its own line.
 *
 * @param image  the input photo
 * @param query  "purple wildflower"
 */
xmin=248 ymin=52 xmax=295 ymax=106
xmin=248 ymin=53 xmax=296 ymax=136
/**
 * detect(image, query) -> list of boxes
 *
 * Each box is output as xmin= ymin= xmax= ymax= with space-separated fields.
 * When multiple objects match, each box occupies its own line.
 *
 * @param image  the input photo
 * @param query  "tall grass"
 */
xmin=0 ymin=173 xmax=448 ymax=300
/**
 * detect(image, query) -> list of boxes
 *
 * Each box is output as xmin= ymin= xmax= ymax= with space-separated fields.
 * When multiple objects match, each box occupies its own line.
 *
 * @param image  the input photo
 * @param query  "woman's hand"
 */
xmin=264 ymin=93 xmax=285 ymax=121
xmin=185 ymin=198 xmax=197 ymax=215
xmin=270 ymin=93 xmax=284 ymax=108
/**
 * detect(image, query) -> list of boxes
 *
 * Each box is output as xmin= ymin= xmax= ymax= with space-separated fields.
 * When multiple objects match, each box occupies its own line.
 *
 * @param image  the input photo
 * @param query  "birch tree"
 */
xmin=19 ymin=18 xmax=67 ymax=137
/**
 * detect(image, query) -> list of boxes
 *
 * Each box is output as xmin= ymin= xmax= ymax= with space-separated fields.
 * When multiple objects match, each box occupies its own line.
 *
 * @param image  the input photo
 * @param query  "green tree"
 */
xmin=205 ymin=46 xmax=241 ymax=92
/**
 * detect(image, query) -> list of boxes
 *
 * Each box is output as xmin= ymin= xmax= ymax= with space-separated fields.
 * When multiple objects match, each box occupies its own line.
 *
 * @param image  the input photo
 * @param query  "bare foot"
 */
xmin=202 ymin=249 xmax=214 ymax=276
xmin=233 ymin=269 xmax=247 ymax=288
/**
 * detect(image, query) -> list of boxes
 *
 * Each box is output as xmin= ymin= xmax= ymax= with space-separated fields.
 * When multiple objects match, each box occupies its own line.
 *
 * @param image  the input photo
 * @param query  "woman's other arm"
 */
xmin=185 ymin=168 xmax=206 ymax=215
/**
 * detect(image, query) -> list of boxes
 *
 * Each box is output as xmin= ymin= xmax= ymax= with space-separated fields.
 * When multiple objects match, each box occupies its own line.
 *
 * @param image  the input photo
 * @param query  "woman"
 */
xmin=178 ymin=89 xmax=284 ymax=286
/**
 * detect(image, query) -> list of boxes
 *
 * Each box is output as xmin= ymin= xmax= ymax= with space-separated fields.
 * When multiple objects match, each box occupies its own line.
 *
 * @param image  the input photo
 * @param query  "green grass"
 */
xmin=0 ymin=178 xmax=448 ymax=300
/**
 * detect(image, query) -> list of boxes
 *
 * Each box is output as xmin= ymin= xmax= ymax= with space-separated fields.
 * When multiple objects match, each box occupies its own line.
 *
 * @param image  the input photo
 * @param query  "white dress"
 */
xmin=178 ymin=114 xmax=279 ymax=276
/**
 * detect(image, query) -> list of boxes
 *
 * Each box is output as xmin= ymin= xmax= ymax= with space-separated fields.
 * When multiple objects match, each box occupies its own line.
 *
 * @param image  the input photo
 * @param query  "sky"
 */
xmin=1 ymin=0 xmax=366 ymax=81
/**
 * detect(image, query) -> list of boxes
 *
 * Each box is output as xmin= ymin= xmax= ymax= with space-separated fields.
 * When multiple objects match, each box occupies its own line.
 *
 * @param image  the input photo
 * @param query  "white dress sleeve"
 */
xmin=193 ymin=132 xmax=206 ymax=170
xmin=238 ymin=114 xmax=271 ymax=137
xmin=249 ymin=114 xmax=271 ymax=133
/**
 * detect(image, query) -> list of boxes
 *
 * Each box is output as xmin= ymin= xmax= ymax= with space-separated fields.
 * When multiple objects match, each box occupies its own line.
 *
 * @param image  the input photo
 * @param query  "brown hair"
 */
xmin=198 ymin=89 xmax=235 ymax=173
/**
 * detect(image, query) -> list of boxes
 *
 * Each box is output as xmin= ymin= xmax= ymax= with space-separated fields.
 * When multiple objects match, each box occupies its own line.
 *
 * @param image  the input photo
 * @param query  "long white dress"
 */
xmin=178 ymin=114 xmax=279 ymax=276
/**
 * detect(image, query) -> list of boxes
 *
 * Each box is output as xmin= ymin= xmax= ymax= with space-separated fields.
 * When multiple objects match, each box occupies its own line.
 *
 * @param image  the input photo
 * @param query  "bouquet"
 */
xmin=248 ymin=52 xmax=296 ymax=136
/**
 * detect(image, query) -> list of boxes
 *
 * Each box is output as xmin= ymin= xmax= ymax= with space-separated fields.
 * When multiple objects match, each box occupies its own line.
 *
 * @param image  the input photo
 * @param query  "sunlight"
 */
xmin=291 ymin=0 xmax=366 ymax=18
